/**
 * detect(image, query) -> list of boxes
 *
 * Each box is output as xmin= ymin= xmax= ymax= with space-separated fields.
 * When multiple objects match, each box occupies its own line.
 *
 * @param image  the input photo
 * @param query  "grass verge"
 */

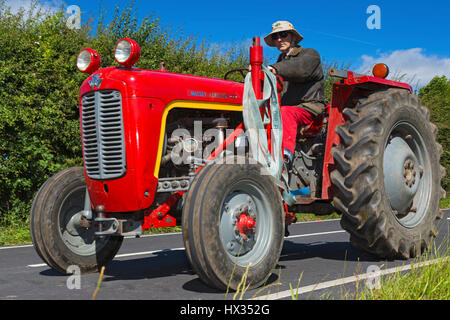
xmin=142 ymin=226 xmax=182 ymax=235
xmin=440 ymin=195 xmax=450 ymax=209
xmin=295 ymin=212 xmax=340 ymax=222
xmin=0 ymin=219 xmax=32 ymax=246
xmin=351 ymin=245 xmax=449 ymax=300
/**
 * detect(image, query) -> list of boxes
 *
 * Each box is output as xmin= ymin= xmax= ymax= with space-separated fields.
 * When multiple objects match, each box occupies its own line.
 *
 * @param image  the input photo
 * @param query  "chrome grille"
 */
xmin=81 ymin=90 xmax=126 ymax=180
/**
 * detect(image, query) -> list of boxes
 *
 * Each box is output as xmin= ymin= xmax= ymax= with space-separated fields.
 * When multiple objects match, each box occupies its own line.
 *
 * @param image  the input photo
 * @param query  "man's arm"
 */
xmin=271 ymin=48 xmax=322 ymax=83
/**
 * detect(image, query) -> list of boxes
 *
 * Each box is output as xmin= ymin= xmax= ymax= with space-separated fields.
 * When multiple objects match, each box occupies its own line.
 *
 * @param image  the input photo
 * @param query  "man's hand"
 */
xmin=248 ymin=65 xmax=277 ymax=75
xmin=268 ymin=66 xmax=277 ymax=75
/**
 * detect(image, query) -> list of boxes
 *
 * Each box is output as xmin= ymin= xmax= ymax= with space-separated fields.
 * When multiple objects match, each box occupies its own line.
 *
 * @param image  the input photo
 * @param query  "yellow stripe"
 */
xmin=153 ymin=100 xmax=242 ymax=177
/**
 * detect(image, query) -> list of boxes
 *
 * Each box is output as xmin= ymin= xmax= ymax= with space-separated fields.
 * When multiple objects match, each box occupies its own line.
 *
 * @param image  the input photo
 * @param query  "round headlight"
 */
xmin=76 ymin=48 xmax=101 ymax=74
xmin=77 ymin=50 xmax=91 ymax=71
xmin=115 ymin=40 xmax=131 ymax=63
xmin=114 ymin=38 xmax=141 ymax=68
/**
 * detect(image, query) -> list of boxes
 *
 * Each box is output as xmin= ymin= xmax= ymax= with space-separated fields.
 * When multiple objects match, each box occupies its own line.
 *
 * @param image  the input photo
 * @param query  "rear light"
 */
xmin=372 ymin=63 xmax=389 ymax=79
xmin=77 ymin=48 xmax=101 ymax=74
xmin=114 ymin=38 xmax=141 ymax=68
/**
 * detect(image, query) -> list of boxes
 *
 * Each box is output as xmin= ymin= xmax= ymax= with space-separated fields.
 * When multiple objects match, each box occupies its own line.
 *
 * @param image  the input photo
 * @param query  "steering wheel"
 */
xmin=223 ymin=68 xmax=249 ymax=82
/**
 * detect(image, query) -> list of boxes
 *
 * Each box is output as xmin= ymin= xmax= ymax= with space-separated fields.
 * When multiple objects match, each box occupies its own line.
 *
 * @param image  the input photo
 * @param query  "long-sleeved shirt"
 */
xmin=271 ymin=46 xmax=325 ymax=116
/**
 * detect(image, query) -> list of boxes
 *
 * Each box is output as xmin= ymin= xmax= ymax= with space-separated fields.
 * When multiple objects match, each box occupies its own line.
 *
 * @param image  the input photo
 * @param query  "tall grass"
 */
xmin=353 ymin=246 xmax=449 ymax=300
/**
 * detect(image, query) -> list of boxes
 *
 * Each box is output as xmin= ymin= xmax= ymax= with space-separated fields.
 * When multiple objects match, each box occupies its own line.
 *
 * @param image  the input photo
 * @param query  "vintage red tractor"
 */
xmin=29 ymin=37 xmax=445 ymax=290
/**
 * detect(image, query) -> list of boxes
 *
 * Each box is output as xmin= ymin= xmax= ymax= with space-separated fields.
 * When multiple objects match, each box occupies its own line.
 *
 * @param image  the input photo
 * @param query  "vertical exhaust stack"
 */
xmin=248 ymin=36 xmax=275 ymax=153
xmin=250 ymin=37 xmax=263 ymax=100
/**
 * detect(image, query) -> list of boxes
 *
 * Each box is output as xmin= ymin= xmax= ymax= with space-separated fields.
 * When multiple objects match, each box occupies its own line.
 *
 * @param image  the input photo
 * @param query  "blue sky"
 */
xmin=6 ymin=0 xmax=450 ymax=86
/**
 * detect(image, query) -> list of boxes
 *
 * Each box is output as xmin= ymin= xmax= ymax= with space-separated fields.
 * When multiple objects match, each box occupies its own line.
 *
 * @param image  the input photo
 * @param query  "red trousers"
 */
xmin=281 ymin=106 xmax=313 ymax=154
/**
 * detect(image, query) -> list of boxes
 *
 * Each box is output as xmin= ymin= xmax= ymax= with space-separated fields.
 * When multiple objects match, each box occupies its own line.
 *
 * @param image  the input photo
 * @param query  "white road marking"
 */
xmin=26 ymin=247 xmax=186 ymax=268
xmin=251 ymin=257 xmax=448 ymax=300
xmin=286 ymin=230 xmax=346 ymax=239
xmin=294 ymin=218 xmax=341 ymax=224
xmin=0 ymin=244 xmax=34 ymax=250
xmin=0 ymin=232 xmax=183 ymax=250
xmin=27 ymin=263 xmax=48 ymax=268
xmin=26 ymin=230 xmax=346 ymax=268
xmin=0 ymin=218 xmax=347 ymax=250
xmin=125 ymin=232 xmax=182 ymax=239
xmin=114 ymin=247 xmax=185 ymax=258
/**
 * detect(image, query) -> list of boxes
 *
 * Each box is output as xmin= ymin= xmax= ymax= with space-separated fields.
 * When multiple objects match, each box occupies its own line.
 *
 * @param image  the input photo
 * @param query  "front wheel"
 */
xmin=182 ymin=161 xmax=285 ymax=290
xmin=30 ymin=167 xmax=123 ymax=274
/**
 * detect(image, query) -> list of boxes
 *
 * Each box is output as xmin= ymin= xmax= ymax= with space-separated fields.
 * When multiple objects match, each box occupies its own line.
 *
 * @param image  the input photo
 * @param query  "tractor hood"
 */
xmin=80 ymin=67 xmax=244 ymax=105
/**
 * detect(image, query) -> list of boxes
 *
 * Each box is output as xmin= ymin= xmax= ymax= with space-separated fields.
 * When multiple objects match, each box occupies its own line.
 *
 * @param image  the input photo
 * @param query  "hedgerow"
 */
xmin=0 ymin=1 xmax=447 ymax=227
xmin=0 ymin=1 xmax=247 ymax=225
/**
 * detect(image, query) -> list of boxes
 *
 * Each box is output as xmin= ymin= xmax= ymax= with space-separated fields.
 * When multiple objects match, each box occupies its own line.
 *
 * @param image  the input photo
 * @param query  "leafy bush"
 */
xmin=0 ymin=1 xmax=247 ymax=225
xmin=0 ymin=5 xmax=87 ymax=224
xmin=418 ymin=75 xmax=450 ymax=192
xmin=0 ymin=1 xmax=447 ymax=228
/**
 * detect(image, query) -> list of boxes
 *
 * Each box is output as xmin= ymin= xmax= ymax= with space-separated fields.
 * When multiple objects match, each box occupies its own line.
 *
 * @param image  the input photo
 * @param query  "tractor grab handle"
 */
xmin=328 ymin=68 xmax=365 ymax=79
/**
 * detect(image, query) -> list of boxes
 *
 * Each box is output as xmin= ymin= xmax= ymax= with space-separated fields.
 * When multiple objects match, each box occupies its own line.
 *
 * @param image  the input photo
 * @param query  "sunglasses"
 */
xmin=271 ymin=31 xmax=290 ymax=40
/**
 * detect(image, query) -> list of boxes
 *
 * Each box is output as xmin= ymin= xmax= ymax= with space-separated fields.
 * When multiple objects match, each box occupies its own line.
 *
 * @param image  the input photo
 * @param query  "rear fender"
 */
xmin=321 ymin=76 xmax=412 ymax=200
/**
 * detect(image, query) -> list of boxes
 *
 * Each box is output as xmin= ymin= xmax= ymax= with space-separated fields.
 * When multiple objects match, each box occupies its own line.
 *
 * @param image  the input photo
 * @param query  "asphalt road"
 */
xmin=0 ymin=210 xmax=448 ymax=301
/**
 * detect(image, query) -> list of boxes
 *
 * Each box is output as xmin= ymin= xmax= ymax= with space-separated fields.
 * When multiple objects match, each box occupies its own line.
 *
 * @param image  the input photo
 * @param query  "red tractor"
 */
xmin=30 ymin=37 xmax=445 ymax=291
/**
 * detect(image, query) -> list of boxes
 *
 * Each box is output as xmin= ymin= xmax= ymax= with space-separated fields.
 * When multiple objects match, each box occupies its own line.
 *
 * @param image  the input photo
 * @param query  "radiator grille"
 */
xmin=81 ymin=90 xmax=126 ymax=180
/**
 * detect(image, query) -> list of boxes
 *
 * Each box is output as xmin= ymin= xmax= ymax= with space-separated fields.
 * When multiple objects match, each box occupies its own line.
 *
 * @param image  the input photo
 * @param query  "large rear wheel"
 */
xmin=331 ymin=88 xmax=445 ymax=259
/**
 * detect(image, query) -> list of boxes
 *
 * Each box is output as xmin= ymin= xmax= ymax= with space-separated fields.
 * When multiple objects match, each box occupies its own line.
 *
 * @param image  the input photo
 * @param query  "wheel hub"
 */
xmin=403 ymin=159 xmax=422 ymax=188
xmin=236 ymin=206 xmax=256 ymax=235
xmin=220 ymin=193 xmax=258 ymax=257
xmin=384 ymin=136 xmax=421 ymax=214
xmin=66 ymin=212 xmax=83 ymax=236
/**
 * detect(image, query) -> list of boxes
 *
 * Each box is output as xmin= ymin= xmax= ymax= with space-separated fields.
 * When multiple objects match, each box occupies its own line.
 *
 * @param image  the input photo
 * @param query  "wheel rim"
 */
xmin=383 ymin=121 xmax=432 ymax=228
xmin=219 ymin=179 xmax=273 ymax=266
xmin=59 ymin=186 xmax=108 ymax=256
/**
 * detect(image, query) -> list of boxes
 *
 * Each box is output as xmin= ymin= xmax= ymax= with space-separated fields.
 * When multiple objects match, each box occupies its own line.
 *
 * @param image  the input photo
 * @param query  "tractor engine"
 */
xmin=154 ymin=109 xmax=244 ymax=217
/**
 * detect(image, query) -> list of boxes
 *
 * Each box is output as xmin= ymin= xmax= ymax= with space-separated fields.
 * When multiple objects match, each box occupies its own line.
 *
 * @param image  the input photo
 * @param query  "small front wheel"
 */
xmin=30 ymin=167 xmax=123 ymax=274
xmin=182 ymin=161 xmax=285 ymax=290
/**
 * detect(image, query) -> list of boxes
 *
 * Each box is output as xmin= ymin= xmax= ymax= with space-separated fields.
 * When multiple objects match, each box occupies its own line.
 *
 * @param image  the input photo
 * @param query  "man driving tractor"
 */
xmin=264 ymin=21 xmax=326 ymax=168
xmin=30 ymin=20 xmax=444 ymax=293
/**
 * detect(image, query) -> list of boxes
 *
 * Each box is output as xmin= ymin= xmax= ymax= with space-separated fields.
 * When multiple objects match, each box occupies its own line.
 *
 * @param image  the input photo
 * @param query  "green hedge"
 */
xmin=0 ymin=2 xmax=448 ymax=226
xmin=0 ymin=2 xmax=247 ymax=225
xmin=418 ymin=75 xmax=450 ymax=192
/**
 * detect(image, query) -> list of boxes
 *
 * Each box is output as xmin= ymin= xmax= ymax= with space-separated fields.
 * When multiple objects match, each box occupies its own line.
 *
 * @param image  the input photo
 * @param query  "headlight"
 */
xmin=114 ymin=38 xmax=141 ymax=68
xmin=77 ymin=48 xmax=101 ymax=74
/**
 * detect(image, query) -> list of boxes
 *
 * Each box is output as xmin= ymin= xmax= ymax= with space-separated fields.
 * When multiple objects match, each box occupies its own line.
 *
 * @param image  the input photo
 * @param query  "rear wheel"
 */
xmin=30 ymin=167 xmax=123 ymax=274
xmin=331 ymin=88 xmax=445 ymax=259
xmin=182 ymin=160 xmax=284 ymax=290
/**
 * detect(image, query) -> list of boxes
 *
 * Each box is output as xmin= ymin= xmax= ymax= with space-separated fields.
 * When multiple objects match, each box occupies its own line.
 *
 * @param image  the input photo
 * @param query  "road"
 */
xmin=0 ymin=210 xmax=448 ymax=301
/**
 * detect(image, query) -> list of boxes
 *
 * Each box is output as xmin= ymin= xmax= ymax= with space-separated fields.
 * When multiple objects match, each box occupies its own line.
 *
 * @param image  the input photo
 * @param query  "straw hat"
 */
xmin=264 ymin=21 xmax=304 ymax=47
